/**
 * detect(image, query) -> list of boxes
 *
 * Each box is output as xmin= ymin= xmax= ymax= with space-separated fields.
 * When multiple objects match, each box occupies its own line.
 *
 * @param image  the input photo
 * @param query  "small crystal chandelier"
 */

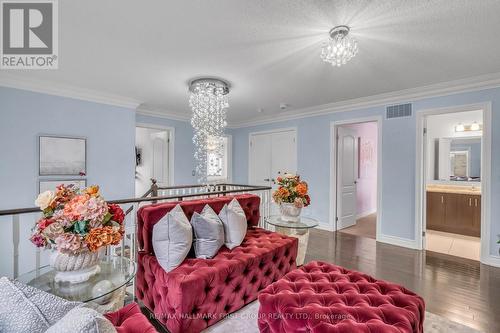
xmin=320 ymin=25 xmax=358 ymax=67
xmin=188 ymin=78 xmax=229 ymax=183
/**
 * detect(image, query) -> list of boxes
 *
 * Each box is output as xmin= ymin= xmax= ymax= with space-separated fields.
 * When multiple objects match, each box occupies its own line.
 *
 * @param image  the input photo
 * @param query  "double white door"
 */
xmin=249 ymin=129 xmax=297 ymax=211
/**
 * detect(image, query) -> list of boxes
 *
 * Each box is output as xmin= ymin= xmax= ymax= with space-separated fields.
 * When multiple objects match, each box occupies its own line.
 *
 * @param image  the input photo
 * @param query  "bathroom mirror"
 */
xmin=435 ymin=137 xmax=481 ymax=182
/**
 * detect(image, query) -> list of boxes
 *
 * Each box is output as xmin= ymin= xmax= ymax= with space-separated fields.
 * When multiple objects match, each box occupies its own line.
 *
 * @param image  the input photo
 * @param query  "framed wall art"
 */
xmin=39 ymin=135 xmax=86 ymax=176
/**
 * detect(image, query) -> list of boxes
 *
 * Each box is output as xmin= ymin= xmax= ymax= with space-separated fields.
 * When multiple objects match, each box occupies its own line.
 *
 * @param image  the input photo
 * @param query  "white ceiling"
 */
xmin=2 ymin=0 xmax=500 ymax=125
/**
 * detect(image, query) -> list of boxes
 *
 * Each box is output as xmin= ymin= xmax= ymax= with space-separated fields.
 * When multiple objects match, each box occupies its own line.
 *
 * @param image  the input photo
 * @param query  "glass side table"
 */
xmin=265 ymin=216 xmax=319 ymax=266
xmin=17 ymin=256 xmax=136 ymax=313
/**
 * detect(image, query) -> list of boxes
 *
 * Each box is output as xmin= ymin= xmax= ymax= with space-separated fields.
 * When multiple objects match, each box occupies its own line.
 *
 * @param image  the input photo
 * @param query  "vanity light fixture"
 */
xmin=470 ymin=122 xmax=481 ymax=131
xmin=455 ymin=123 xmax=465 ymax=132
xmin=454 ymin=122 xmax=482 ymax=133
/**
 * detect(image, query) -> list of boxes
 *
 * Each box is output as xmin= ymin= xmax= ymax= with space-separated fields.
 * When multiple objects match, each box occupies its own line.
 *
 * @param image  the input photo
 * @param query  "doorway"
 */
xmin=248 ymin=128 xmax=297 ymax=213
xmin=135 ymin=124 xmax=173 ymax=197
xmin=331 ymin=117 xmax=381 ymax=240
xmin=420 ymin=108 xmax=486 ymax=261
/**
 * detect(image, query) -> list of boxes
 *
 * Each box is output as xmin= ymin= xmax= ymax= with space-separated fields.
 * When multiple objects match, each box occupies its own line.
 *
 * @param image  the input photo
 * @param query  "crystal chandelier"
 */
xmin=188 ymin=78 xmax=229 ymax=183
xmin=320 ymin=25 xmax=358 ymax=67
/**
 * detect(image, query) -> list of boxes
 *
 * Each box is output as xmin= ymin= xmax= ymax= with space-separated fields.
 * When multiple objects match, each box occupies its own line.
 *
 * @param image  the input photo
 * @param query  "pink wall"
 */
xmin=345 ymin=122 xmax=378 ymax=217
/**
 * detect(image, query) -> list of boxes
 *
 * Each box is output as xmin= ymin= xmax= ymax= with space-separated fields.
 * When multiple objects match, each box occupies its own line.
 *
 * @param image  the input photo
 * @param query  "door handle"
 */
xmin=441 ymin=196 xmax=444 ymax=204
xmin=354 ymin=180 xmax=357 ymax=184
xmin=469 ymin=198 xmax=472 ymax=206
xmin=264 ymin=178 xmax=270 ymax=182
xmin=475 ymin=198 xmax=478 ymax=207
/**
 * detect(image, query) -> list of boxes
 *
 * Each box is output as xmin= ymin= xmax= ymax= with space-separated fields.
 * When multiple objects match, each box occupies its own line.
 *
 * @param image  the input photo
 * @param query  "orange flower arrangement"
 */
xmin=85 ymin=226 xmax=123 ymax=252
xmin=296 ymin=182 xmax=308 ymax=196
xmin=273 ymin=173 xmax=311 ymax=208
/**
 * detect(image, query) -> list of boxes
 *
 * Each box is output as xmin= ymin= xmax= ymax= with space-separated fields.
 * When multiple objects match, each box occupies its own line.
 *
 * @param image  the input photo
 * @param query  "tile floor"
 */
xmin=425 ymin=229 xmax=480 ymax=261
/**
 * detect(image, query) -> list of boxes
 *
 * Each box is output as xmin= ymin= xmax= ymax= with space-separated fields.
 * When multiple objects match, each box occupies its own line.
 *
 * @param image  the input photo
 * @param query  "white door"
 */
xmin=249 ymin=130 xmax=297 ymax=214
xmin=249 ymin=133 xmax=272 ymax=187
xmin=135 ymin=127 xmax=170 ymax=197
xmin=271 ymin=131 xmax=297 ymax=179
xmin=152 ymin=134 xmax=169 ymax=186
xmin=337 ymin=127 xmax=358 ymax=229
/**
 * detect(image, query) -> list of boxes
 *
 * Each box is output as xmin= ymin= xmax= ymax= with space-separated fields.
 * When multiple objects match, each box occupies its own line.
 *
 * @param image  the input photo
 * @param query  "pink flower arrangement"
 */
xmin=30 ymin=184 xmax=124 ymax=254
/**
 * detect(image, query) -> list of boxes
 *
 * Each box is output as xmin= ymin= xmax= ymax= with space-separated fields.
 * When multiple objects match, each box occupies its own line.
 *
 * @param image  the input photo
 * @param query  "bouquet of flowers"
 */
xmin=30 ymin=184 xmax=125 ymax=254
xmin=272 ymin=173 xmax=311 ymax=208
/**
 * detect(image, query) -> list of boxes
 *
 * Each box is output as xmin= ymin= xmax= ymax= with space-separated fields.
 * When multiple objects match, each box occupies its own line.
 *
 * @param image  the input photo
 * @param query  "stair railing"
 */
xmin=0 ymin=181 xmax=271 ymax=280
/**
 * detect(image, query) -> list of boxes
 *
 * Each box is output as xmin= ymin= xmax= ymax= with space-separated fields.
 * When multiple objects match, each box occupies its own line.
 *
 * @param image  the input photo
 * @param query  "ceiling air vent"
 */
xmin=386 ymin=103 xmax=412 ymax=119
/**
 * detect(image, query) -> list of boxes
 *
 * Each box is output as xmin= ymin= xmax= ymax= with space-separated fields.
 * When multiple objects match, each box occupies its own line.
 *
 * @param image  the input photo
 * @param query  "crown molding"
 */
xmin=3 ymin=71 xmax=500 ymax=127
xmin=0 ymin=73 xmax=141 ymax=109
xmin=136 ymin=106 xmax=191 ymax=122
xmin=228 ymin=72 xmax=500 ymax=128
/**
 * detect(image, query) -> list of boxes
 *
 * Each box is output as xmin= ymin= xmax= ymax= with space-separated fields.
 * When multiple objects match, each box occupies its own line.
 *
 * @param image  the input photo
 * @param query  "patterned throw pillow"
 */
xmin=0 ymin=277 xmax=81 ymax=333
xmin=46 ymin=306 xmax=116 ymax=333
xmin=153 ymin=204 xmax=193 ymax=272
xmin=219 ymin=198 xmax=247 ymax=249
xmin=191 ymin=205 xmax=225 ymax=259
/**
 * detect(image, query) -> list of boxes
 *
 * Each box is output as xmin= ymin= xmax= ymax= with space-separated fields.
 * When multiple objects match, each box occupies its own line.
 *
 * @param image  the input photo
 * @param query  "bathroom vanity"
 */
xmin=426 ymin=185 xmax=481 ymax=237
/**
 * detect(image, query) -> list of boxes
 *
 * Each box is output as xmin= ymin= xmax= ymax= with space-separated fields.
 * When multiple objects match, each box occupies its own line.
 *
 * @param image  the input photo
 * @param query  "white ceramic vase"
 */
xmin=280 ymin=203 xmax=302 ymax=222
xmin=50 ymin=249 xmax=101 ymax=284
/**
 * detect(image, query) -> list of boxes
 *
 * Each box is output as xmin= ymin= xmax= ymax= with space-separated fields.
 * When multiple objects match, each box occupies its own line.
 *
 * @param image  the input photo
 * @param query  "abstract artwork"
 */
xmin=39 ymin=136 xmax=86 ymax=176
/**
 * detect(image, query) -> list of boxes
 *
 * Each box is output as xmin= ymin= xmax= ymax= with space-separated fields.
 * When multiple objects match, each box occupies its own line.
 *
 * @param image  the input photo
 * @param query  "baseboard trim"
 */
xmin=377 ymin=233 xmax=420 ymax=250
xmin=356 ymin=210 xmax=376 ymax=219
xmin=481 ymin=254 xmax=500 ymax=268
xmin=315 ymin=223 xmax=334 ymax=232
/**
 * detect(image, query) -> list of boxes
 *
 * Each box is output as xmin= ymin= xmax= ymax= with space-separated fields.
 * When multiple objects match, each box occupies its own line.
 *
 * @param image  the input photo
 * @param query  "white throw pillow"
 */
xmin=0 ymin=277 xmax=81 ymax=333
xmin=46 ymin=306 xmax=116 ymax=333
xmin=191 ymin=205 xmax=225 ymax=259
xmin=218 ymin=198 xmax=247 ymax=250
xmin=153 ymin=204 xmax=193 ymax=272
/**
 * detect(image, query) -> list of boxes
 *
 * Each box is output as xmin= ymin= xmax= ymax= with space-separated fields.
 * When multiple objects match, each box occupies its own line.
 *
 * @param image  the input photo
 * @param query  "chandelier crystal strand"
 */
xmin=320 ymin=25 xmax=358 ymax=67
xmin=189 ymin=78 xmax=229 ymax=183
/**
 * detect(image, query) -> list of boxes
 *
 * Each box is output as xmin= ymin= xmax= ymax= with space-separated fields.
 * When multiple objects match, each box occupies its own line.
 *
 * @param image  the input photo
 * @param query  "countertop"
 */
xmin=426 ymin=184 xmax=481 ymax=195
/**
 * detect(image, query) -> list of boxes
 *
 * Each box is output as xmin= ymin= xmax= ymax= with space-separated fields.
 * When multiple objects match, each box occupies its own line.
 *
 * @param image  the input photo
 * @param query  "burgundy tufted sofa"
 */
xmin=135 ymin=194 xmax=298 ymax=333
xmin=105 ymin=302 xmax=158 ymax=333
xmin=258 ymin=261 xmax=425 ymax=333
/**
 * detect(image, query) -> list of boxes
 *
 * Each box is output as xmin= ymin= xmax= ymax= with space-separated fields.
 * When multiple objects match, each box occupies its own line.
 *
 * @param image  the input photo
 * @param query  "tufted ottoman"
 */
xmin=258 ymin=261 xmax=425 ymax=333
xmin=136 ymin=194 xmax=299 ymax=333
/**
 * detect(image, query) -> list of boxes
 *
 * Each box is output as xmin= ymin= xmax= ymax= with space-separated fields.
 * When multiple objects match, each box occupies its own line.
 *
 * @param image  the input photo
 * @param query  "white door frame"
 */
xmin=136 ymin=122 xmax=175 ymax=186
xmin=329 ymin=116 xmax=383 ymax=242
xmin=247 ymin=127 xmax=298 ymax=184
xmin=415 ymin=102 xmax=493 ymax=265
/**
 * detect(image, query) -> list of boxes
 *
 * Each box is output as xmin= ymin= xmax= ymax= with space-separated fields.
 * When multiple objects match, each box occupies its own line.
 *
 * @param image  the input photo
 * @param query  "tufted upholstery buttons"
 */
xmin=258 ymin=261 xmax=425 ymax=333
xmin=104 ymin=302 xmax=158 ymax=333
xmin=137 ymin=194 xmax=261 ymax=254
xmin=135 ymin=195 xmax=299 ymax=333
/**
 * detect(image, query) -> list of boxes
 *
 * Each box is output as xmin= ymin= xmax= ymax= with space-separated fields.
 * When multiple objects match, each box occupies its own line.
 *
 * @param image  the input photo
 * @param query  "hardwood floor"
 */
xmin=339 ymin=213 xmax=376 ymax=239
xmin=305 ymin=229 xmax=500 ymax=333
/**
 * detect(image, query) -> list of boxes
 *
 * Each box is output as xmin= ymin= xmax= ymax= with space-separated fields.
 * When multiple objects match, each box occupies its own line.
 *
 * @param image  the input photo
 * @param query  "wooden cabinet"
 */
xmin=426 ymin=192 xmax=445 ymax=231
xmin=426 ymin=191 xmax=480 ymax=237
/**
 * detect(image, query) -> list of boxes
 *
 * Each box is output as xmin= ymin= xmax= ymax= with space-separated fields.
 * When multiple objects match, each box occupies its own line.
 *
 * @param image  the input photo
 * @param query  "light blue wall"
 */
xmin=229 ymin=87 xmax=500 ymax=256
xmin=0 ymin=86 xmax=136 ymax=277
xmin=0 ymin=86 xmax=136 ymax=207
xmin=136 ymin=114 xmax=197 ymax=185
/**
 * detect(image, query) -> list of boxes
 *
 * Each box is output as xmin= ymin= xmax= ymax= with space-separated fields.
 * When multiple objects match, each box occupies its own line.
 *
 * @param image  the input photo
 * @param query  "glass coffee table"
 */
xmin=265 ymin=216 xmax=319 ymax=266
xmin=17 ymin=256 xmax=136 ymax=313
